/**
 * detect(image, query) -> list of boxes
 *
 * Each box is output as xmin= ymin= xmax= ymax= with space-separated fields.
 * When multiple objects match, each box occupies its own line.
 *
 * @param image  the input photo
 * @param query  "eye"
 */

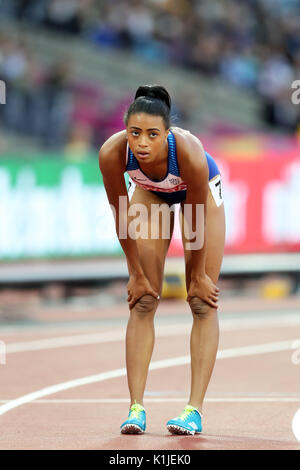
xmin=150 ymin=132 xmax=158 ymax=138
xmin=131 ymin=131 xmax=139 ymax=137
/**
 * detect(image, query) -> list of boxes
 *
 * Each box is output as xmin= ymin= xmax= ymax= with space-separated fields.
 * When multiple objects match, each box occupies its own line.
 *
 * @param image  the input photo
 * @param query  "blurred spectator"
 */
xmin=37 ymin=58 xmax=74 ymax=148
xmin=14 ymin=0 xmax=48 ymax=23
xmin=0 ymin=36 xmax=76 ymax=149
xmin=87 ymin=2 xmax=130 ymax=49
xmin=43 ymin=0 xmax=83 ymax=35
xmin=64 ymin=122 xmax=93 ymax=161
xmin=220 ymin=45 xmax=260 ymax=89
xmin=0 ymin=37 xmax=42 ymax=135
xmin=188 ymin=33 xmax=222 ymax=76
xmin=257 ymin=50 xmax=298 ymax=130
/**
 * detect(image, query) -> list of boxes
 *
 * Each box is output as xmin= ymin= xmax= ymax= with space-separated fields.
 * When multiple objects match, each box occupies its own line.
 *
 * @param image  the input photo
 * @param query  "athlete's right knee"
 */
xmin=132 ymin=294 xmax=158 ymax=318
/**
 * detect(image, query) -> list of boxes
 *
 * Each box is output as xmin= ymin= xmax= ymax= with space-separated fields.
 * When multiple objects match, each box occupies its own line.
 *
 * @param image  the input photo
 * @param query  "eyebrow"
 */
xmin=129 ymin=126 xmax=160 ymax=131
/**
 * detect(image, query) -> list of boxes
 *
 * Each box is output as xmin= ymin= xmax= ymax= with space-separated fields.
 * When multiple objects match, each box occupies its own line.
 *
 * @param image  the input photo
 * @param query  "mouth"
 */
xmin=137 ymin=151 xmax=150 ymax=159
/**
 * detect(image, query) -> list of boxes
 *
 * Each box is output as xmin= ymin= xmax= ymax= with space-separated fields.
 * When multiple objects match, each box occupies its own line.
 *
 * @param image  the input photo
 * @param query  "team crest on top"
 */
xmin=169 ymin=178 xmax=180 ymax=185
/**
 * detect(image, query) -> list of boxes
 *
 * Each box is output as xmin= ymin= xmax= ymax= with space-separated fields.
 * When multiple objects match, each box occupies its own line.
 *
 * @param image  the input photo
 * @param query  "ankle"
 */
xmin=187 ymin=403 xmax=203 ymax=416
xmin=130 ymin=400 xmax=145 ymax=409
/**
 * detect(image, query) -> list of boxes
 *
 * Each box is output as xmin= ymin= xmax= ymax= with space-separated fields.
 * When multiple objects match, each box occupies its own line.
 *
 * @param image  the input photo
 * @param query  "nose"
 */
xmin=138 ymin=135 xmax=148 ymax=148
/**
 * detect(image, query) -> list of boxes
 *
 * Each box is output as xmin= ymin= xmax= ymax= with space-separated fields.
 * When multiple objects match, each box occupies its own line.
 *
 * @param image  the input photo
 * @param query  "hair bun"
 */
xmin=135 ymin=85 xmax=171 ymax=110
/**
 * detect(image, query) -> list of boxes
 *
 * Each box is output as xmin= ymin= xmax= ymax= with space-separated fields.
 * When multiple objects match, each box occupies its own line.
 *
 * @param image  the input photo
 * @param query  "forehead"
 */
xmin=127 ymin=112 xmax=165 ymax=130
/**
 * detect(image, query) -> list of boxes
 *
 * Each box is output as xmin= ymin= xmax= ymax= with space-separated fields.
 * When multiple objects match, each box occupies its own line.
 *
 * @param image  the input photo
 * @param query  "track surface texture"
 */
xmin=0 ymin=294 xmax=300 ymax=450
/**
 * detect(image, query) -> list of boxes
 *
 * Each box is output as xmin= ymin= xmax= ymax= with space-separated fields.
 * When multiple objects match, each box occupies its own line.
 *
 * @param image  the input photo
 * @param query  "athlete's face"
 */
xmin=126 ymin=113 xmax=169 ymax=164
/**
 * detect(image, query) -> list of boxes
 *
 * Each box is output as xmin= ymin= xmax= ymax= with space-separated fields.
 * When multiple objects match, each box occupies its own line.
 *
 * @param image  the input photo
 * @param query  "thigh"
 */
xmin=180 ymin=178 xmax=226 ymax=289
xmin=129 ymin=185 xmax=175 ymax=294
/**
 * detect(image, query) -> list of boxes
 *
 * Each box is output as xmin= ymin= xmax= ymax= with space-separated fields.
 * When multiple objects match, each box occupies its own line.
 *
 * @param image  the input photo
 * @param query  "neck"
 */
xmin=138 ymin=139 xmax=169 ymax=180
xmin=142 ymin=139 xmax=168 ymax=169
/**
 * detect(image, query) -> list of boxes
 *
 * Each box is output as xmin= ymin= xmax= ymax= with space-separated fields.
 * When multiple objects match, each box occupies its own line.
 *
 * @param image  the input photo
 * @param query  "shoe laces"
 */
xmin=129 ymin=403 xmax=144 ymax=420
xmin=178 ymin=405 xmax=197 ymax=422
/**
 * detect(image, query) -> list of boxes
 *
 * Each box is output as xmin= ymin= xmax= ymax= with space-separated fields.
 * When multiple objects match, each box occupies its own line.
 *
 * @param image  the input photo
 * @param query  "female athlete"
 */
xmin=99 ymin=85 xmax=225 ymax=435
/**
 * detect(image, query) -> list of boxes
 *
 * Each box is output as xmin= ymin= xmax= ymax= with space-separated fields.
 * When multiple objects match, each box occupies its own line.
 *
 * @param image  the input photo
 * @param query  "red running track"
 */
xmin=0 ymin=295 xmax=300 ymax=450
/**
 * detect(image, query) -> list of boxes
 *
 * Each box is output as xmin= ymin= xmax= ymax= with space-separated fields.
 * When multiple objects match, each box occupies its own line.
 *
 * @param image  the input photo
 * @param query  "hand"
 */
xmin=127 ymin=273 xmax=160 ymax=309
xmin=187 ymin=274 xmax=220 ymax=309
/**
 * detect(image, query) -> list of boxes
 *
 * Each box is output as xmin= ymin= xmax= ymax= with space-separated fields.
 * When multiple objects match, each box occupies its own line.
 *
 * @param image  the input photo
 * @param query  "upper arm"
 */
xmin=99 ymin=133 xmax=128 ymax=205
xmin=175 ymin=131 xmax=208 ymax=203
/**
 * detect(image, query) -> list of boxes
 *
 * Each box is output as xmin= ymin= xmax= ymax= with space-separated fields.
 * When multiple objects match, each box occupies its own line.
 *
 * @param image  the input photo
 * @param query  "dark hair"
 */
xmin=124 ymin=85 xmax=171 ymax=129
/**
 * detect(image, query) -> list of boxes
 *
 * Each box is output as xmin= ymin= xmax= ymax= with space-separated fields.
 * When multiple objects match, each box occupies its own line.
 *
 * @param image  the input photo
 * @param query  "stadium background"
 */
xmin=0 ymin=0 xmax=300 ymax=451
xmin=1 ymin=0 xmax=300 ymax=288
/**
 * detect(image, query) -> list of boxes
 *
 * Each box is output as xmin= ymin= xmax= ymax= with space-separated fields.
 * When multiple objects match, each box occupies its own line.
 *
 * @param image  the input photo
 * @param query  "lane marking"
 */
xmin=1 ymin=310 xmax=299 ymax=338
xmin=3 ymin=313 xmax=300 ymax=354
xmin=0 ymin=339 xmax=297 ymax=416
xmin=5 ymin=330 xmax=127 ymax=353
xmin=1 ymin=397 xmax=300 ymax=404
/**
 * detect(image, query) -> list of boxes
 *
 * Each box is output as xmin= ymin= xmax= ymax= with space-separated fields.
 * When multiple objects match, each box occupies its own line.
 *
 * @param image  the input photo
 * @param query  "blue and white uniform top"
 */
xmin=125 ymin=129 xmax=222 ymax=206
xmin=126 ymin=130 xmax=187 ymax=193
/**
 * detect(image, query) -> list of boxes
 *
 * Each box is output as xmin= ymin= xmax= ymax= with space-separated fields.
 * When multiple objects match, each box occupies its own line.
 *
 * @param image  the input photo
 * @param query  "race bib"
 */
xmin=208 ymin=174 xmax=223 ymax=207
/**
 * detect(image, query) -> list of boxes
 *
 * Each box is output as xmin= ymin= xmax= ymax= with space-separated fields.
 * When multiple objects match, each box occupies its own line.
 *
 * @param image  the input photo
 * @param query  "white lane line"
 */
xmin=0 ymin=339 xmax=297 ymax=416
xmin=5 ymin=330 xmax=127 ymax=353
xmin=0 ymin=397 xmax=300 ymax=404
xmin=3 ymin=313 xmax=300 ymax=354
xmin=3 ymin=325 xmax=186 ymax=353
xmin=1 ymin=311 xmax=299 ymax=338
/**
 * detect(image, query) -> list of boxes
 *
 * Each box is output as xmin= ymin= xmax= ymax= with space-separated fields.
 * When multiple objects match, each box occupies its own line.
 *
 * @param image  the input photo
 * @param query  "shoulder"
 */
xmin=171 ymin=127 xmax=205 ymax=158
xmin=171 ymin=127 xmax=207 ymax=174
xmin=99 ymin=130 xmax=127 ymax=173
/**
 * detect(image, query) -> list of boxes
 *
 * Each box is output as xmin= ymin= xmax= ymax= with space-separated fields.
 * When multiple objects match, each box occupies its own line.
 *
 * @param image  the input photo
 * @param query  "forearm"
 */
xmin=100 ymin=165 xmax=144 ymax=277
xmin=189 ymin=235 xmax=207 ymax=279
xmin=182 ymin=195 xmax=207 ymax=279
xmin=119 ymin=237 xmax=144 ymax=277
xmin=114 ymin=205 xmax=144 ymax=277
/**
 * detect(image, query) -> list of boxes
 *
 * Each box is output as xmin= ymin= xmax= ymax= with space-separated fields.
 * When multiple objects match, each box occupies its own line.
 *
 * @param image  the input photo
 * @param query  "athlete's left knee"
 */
xmin=189 ymin=296 xmax=215 ymax=319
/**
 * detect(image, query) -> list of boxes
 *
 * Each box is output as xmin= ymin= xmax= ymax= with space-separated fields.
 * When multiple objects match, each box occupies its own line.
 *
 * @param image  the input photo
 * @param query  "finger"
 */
xmin=147 ymin=290 xmax=160 ymax=301
xmin=210 ymin=295 xmax=219 ymax=302
xmin=129 ymin=293 xmax=148 ymax=308
xmin=129 ymin=297 xmax=137 ymax=310
xmin=206 ymin=298 xmax=219 ymax=308
xmin=153 ymin=292 xmax=160 ymax=301
xmin=210 ymin=292 xmax=219 ymax=298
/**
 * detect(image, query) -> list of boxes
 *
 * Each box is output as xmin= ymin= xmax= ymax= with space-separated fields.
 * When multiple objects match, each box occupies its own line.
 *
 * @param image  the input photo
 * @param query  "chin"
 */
xmin=136 ymin=153 xmax=152 ymax=162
